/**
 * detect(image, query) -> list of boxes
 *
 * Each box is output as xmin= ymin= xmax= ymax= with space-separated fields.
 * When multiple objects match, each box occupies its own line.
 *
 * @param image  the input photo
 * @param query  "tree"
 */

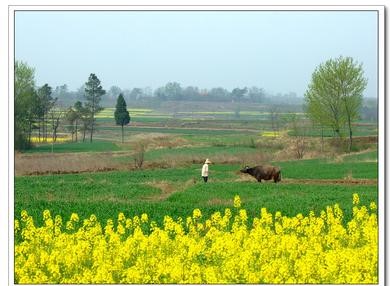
xmin=337 ymin=57 xmax=367 ymax=152
xmin=14 ymin=61 xmax=36 ymax=150
xmin=36 ymin=84 xmax=56 ymax=142
xmin=48 ymin=108 xmax=63 ymax=144
xmin=108 ymin=85 xmax=122 ymax=100
xmin=248 ymin=86 xmax=265 ymax=103
xmin=73 ymin=101 xmax=86 ymax=142
xmin=114 ymin=93 xmax=130 ymax=143
xmin=304 ymin=56 xmax=367 ymax=151
xmin=231 ymin=87 xmax=247 ymax=118
xmin=231 ymin=87 xmax=247 ymax=101
xmin=165 ymin=82 xmax=183 ymax=100
xmin=129 ymin=88 xmax=143 ymax=101
xmin=65 ymin=107 xmax=77 ymax=141
xmin=84 ymin=73 xmax=105 ymax=142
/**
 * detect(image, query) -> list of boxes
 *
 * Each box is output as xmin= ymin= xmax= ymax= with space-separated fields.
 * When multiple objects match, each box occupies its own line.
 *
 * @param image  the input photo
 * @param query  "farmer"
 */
xmin=201 ymin=158 xmax=212 ymax=183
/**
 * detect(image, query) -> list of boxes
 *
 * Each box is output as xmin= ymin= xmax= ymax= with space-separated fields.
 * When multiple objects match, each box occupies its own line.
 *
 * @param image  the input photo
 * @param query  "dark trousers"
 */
xmin=202 ymin=176 xmax=208 ymax=183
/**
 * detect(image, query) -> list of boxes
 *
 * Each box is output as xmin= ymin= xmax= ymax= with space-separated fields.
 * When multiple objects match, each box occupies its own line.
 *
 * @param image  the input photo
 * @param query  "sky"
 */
xmin=15 ymin=10 xmax=378 ymax=97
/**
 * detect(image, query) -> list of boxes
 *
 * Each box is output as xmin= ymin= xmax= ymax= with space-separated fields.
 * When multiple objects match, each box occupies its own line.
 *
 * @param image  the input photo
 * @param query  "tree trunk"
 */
xmin=348 ymin=118 xmax=353 ymax=153
xmin=43 ymin=115 xmax=46 ymax=142
xmin=90 ymin=121 xmax=93 ymax=143
xmin=38 ymin=118 xmax=41 ymax=142
xmin=75 ymin=120 xmax=78 ymax=142
xmin=83 ymin=126 xmax=86 ymax=142
xmin=28 ymin=120 xmax=32 ymax=145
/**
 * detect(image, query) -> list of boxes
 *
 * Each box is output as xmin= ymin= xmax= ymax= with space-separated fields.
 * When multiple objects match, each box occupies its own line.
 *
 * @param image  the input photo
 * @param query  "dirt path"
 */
xmin=280 ymin=178 xmax=377 ymax=185
xmin=236 ymin=177 xmax=377 ymax=185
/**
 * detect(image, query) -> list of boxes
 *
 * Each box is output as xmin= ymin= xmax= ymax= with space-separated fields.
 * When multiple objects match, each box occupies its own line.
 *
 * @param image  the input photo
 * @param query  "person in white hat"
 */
xmin=201 ymin=158 xmax=212 ymax=183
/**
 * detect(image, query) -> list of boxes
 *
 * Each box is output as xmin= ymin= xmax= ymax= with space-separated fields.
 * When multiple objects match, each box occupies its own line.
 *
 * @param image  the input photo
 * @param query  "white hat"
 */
xmin=205 ymin=158 xmax=211 ymax=164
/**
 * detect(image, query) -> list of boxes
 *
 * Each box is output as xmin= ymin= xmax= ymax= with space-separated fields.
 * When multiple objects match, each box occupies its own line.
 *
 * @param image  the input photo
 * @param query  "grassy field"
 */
xmin=26 ymin=140 xmax=124 ymax=153
xmin=288 ymin=123 xmax=377 ymax=137
xmin=17 ymin=108 xmax=379 ymax=231
xmin=15 ymin=157 xmax=378 ymax=227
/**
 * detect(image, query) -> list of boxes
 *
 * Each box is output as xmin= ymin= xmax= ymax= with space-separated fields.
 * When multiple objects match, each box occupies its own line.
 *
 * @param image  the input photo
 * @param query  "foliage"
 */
xmin=305 ymin=56 xmax=367 ymax=150
xmin=14 ymin=195 xmax=378 ymax=284
xmin=14 ymin=61 xmax=36 ymax=150
xmin=84 ymin=73 xmax=105 ymax=142
xmin=114 ymin=93 xmax=130 ymax=143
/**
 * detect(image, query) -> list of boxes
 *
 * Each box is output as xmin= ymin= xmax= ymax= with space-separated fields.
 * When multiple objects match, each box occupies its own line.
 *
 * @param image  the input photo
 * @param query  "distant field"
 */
xmin=144 ymin=146 xmax=260 ymax=161
xmin=288 ymin=123 xmax=377 ymax=137
xmin=342 ymin=150 xmax=377 ymax=162
xmin=27 ymin=140 xmax=123 ymax=153
xmin=97 ymin=126 xmax=256 ymax=135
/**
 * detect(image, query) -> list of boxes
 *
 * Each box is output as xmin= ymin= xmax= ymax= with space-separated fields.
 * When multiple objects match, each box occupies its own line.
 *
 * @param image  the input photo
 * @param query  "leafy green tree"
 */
xmin=304 ymin=56 xmax=367 ymax=151
xmin=14 ymin=61 xmax=36 ymax=150
xmin=73 ymin=101 xmax=87 ymax=142
xmin=114 ymin=93 xmax=130 ymax=143
xmin=84 ymin=73 xmax=105 ymax=142
xmin=231 ymin=87 xmax=247 ymax=101
xmin=36 ymin=84 xmax=56 ymax=142
xmin=337 ymin=57 xmax=367 ymax=152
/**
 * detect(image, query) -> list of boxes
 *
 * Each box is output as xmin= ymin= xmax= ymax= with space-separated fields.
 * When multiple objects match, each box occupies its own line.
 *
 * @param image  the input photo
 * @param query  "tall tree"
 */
xmin=14 ymin=61 xmax=36 ymax=150
xmin=65 ymin=107 xmax=77 ymax=141
xmin=36 ymin=84 xmax=56 ymax=142
xmin=305 ymin=56 xmax=367 ymax=151
xmin=114 ymin=93 xmax=130 ymax=143
xmin=84 ymin=73 xmax=105 ymax=142
xmin=73 ymin=101 xmax=86 ymax=142
xmin=337 ymin=57 xmax=367 ymax=152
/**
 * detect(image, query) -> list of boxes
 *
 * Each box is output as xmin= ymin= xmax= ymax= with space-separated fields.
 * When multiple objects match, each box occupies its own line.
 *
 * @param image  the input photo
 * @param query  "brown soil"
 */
xmin=143 ymin=179 xmax=197 ymax=201
xmin=269 ymin=178 xmax=377 ymax=185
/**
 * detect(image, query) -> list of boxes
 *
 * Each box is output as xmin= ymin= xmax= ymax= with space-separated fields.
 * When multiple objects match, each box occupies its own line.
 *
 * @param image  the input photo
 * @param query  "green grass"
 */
xmin=97 ymin=126 xmax=255 ymax=135
xmin=277 ymin=159 xmax=378 ymax=179
xmin=342 ymin=150 xmax=378 ymax=162
xmin=27 ymin=140 xmax=122 ymax=153
xmin=15 ymin=160 xmax=378 ymax=226
xmin=288 ymin=124 xmax=377 ymax=137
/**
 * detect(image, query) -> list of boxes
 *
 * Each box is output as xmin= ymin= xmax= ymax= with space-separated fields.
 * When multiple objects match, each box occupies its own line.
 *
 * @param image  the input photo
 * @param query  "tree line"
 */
xmin=15 ymin=61 xmax=108 ymax=150
xmin=52 ymin=82 xmax=301 ymax=107
xmin=15 ymin=56 xmax=371 ymax=153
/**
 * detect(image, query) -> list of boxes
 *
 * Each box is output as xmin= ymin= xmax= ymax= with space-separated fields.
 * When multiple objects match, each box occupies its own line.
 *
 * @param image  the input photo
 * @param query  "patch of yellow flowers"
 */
xmin=14 ymin=194 xmax=378 ymax=284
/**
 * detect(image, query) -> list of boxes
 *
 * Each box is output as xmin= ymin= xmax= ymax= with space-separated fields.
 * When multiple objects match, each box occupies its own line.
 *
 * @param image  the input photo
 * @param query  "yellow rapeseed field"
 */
xmin=30 ymin=136 xmax=71 ymax=143
xmin=14 ymin=194 xmax=378 ymax=284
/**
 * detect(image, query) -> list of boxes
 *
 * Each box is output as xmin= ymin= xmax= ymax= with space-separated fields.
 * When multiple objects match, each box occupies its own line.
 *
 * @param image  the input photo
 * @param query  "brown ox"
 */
xmin=240 ymin=165 xmax=281 ymax=183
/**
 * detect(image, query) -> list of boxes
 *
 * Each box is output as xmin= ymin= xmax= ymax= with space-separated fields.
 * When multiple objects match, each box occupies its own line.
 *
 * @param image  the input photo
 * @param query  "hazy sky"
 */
xmin=15 ymin=10 xmax=378 ymax=97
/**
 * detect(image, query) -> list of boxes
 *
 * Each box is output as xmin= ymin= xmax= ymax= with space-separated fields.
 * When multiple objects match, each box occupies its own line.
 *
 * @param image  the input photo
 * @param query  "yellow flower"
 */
xmin=141 ymin=213 xmax=148 ymax=223
xmin=14 ymin=195 xmax=378 ymax=284
xmin=233 ymin=195 xmax=241 ymax=208
xmin=193 ymin=208 xmax=202 ymax=219
xmin=353 ymin=193 xmax=360 ymax=205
